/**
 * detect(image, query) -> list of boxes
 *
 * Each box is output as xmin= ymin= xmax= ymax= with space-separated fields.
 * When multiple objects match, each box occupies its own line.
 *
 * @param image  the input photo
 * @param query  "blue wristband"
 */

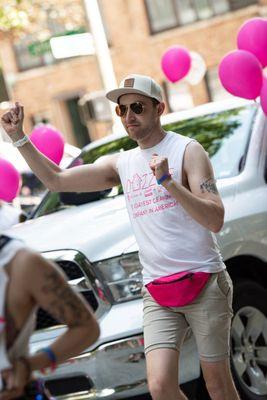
xmin=40 ymin=347 xmax=57 ymax=364
xmin=157 ymin=173 xmax=171 ymax=185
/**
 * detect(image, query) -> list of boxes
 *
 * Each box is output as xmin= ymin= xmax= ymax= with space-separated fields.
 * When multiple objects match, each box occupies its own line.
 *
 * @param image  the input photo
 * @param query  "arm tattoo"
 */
xmin=41 ymin=270 xmax=91 ymax=327
xmin=200 ymin=178 xmax=218 ymax=194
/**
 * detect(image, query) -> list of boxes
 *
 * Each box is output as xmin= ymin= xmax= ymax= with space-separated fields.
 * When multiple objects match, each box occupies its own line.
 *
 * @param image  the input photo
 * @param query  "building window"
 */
xmin=176 ymin=0 xmax=198 ymax=25
xmin=145 ymin=0 xmax=178 ymax=32
xmin=14 ymin=35 xmax=55 ymax=71
xmin=205 ymin=67 xmax=232 ymax=102
xmin=13 ymin=2 xmax=88 ymax=72
xmin=145 ymin=0 xmax=258 ymax=33
xmin=13 ymin=27 xmax=89 ymax=71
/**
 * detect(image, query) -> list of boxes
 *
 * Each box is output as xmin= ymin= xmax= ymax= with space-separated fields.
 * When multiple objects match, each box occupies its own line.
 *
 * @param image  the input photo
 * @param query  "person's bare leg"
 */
xmin=146 ymin=348 xmax=188 ymax=400
xmin=201 ymin=358 xmax=240 ymax=400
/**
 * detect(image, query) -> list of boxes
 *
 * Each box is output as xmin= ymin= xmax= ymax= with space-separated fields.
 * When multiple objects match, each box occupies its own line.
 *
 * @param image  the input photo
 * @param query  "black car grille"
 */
xmin=57 ymin=259 xmax=84 ymax=279
xmin=45 ymin=374 xmax=94 ymax=396
xmin=36 ymin=260 xmax=98 ymax=331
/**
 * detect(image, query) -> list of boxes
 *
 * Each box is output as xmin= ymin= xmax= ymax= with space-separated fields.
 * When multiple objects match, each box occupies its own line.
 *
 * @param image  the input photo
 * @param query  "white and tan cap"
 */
xmin=106 ymin=74 xmax=163 ymax=104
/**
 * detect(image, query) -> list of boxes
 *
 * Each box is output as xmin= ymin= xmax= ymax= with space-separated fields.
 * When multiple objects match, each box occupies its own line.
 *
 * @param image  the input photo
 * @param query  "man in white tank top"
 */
xmin=0 ymin=234 xmax=100 ymax=399
xmin=1 ymin=75 xmax=240 ymax=400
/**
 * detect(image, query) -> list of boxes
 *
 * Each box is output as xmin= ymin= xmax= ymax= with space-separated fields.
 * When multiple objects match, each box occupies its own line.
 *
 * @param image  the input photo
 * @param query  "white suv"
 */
xmin=6 ymin=99 xmax=267 ymax=400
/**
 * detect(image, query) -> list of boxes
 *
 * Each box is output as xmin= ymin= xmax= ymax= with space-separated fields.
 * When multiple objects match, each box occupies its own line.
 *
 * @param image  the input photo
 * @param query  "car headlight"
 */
xmin=94 ymin=253 xmax=143 ymax=303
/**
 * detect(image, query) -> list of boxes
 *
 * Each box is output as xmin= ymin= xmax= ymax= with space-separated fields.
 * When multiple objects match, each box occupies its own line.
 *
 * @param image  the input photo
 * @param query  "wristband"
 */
xmin=157 ymin=173 xmax=171 ymax=185
xmin=12 ymin=135 xmax=29 ymax=148
xmin=39 ymin=347 xmax=57 ymax=372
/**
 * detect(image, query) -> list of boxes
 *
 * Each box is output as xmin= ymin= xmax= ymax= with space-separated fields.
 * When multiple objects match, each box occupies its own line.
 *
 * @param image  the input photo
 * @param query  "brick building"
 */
xmin=0 ymin=0 xmax=266 ymax=147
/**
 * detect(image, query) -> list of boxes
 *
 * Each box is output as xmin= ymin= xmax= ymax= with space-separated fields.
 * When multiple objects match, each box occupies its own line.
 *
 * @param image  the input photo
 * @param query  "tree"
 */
xmin=0 ymin=0 xmax=86 ymax=38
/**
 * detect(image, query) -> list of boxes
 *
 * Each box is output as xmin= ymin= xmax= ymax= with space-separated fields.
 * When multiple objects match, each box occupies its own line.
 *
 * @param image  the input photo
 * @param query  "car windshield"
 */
xmin=164 ymin=104 xmax=256 ymax=179
xmin=31 ymin=104 xmax=256 ymax=219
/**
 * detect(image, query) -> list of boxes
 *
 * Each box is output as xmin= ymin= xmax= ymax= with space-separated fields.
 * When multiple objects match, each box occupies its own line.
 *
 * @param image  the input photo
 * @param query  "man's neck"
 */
xmin=138 ymin=128 xmax=166 ymax=149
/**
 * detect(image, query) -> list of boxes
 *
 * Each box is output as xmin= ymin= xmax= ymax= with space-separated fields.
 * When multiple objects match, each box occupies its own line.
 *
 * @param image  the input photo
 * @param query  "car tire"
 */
xmin=231 ymin=280 xmax=267 ymax=400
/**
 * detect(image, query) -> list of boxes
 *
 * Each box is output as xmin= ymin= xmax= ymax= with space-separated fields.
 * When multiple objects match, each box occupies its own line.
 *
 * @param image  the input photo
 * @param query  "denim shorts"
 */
xmin=143 ymin=270 xmax=233 ymax=362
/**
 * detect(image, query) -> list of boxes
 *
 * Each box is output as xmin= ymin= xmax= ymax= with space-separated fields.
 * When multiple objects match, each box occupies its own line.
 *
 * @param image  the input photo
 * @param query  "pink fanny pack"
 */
xmin=145 ymin=271 xmax=211 ymax=307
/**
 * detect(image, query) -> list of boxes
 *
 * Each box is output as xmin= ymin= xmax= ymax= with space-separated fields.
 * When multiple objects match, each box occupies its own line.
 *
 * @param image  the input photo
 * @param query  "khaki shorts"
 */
xmin=143 ymin=270 xmax=233 ymax=362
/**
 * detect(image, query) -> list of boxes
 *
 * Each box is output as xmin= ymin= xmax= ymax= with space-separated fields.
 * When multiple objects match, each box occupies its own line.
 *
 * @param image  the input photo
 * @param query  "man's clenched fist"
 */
xmin=1 ymin=102 xmax=24 ymax=138
xmin=149 ymin=152 xmax=170 ymax=181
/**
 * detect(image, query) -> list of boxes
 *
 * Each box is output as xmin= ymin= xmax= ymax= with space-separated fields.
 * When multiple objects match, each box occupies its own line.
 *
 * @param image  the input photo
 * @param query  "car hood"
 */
xmin=5 ymin=195 xmax=136 ymax=262
xmin=5 ymin=179 xmax=236 ymax=262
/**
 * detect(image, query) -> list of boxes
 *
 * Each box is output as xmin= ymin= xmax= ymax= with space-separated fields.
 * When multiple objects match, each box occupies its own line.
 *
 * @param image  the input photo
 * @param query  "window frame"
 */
xmin=13 ymin=27 xmax=90 ymax=72
xmin=13 ymin=41 xmax=55 ymax=72
xmin=145 ymin=0 xmax=258 ymax=34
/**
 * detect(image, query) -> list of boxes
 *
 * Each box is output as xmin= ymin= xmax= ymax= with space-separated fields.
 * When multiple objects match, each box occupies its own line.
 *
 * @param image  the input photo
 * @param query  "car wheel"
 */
xmin=231 ymin=280 xmax=267 ymax=400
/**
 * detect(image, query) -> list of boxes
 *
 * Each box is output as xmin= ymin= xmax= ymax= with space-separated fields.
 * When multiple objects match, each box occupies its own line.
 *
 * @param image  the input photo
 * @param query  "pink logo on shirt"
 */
xmin=125 ymin=169 xmax=177 ymax=218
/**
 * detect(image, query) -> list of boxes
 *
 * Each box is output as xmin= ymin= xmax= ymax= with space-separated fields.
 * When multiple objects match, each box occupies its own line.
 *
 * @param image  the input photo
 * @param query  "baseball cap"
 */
xmin=106 ymin=74 xmax=163 ymax=103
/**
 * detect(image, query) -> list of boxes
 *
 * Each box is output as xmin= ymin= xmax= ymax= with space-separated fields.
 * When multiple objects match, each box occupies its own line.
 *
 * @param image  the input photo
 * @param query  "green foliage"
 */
xmin=83 ymin=137 xmax=137 ymax=164
xmin=163 ymin=108 xmax=243 ymax=156
xmin=0 ymin=0 xmax=86 ymax=36
xmin=0 ymin=1 xmax=29 ymax=32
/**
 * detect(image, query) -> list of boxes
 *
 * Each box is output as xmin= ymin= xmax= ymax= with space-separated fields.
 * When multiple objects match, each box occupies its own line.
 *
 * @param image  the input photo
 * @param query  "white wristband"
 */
xmin=12 ymin=135 xmax=29 ymax=148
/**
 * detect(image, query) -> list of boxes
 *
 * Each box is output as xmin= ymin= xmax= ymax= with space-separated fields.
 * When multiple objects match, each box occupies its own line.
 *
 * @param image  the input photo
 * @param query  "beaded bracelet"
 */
xmin=12 ymin=135 xmax=29 ymax=148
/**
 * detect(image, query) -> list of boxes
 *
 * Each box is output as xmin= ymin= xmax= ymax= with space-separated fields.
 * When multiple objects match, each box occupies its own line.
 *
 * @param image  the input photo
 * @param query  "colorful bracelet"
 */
xmin=39 ymin=347 xmax=57 ymax=372
xmin=157 ymin=173 xmax=171 ymax=185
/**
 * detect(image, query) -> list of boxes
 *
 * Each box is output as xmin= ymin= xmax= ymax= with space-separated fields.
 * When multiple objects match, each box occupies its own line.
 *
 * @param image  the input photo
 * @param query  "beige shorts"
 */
xmin=143 ymin=270 xmax=233 ymax=362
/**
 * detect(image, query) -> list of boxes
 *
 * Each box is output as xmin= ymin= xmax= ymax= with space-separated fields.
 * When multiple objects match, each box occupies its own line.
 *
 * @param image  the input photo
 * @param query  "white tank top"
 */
xmin=0 ymin=235 xmax=36 ymax=389
xmin=117 ymin=131 xmax=225 ymax=285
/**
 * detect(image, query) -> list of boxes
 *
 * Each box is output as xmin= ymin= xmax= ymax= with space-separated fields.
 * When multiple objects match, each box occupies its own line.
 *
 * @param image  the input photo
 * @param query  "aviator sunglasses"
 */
xmin=115 ymin=102 xmax=145 ymax=117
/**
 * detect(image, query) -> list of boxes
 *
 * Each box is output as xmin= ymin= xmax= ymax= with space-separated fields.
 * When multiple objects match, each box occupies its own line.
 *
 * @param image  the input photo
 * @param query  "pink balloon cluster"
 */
xmin=30 ymin=124 xmax=65 ymax=165
xmin=161 ymin=46 xmax=191 ymax=83
xmin=218 ymin=18 xmax=267 ymax=115
xmin=0 ymin=158 xmax=21 ymax=202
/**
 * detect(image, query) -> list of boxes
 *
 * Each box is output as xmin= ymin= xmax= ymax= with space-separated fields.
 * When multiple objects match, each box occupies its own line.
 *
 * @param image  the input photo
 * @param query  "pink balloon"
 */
xmin=30 ymin=124 xmax=65 ymax=165
xmin=161 ymin=46 xmax=191 ymax=83
xmin=260 ymin=77 xmax=267 ymax=116
xmin=237 ymin=18 xmax=267 ymax=67
xmin=0 ymin=158 xmax=21 ymax=202
xmin=218 ymin=50 xmax=263 ymax=100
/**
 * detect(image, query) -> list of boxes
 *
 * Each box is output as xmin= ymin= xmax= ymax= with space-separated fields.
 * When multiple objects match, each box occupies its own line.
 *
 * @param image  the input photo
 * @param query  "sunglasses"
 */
xmin=115 ymin=102 xmax=145 ymax=117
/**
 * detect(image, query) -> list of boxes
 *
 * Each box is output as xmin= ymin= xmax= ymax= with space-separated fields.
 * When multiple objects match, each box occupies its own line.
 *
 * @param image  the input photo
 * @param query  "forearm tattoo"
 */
xmin=41 ymin=270 xmax=91 ymax=327
xmin=200 ymin=178 xmax=218 ymax=194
